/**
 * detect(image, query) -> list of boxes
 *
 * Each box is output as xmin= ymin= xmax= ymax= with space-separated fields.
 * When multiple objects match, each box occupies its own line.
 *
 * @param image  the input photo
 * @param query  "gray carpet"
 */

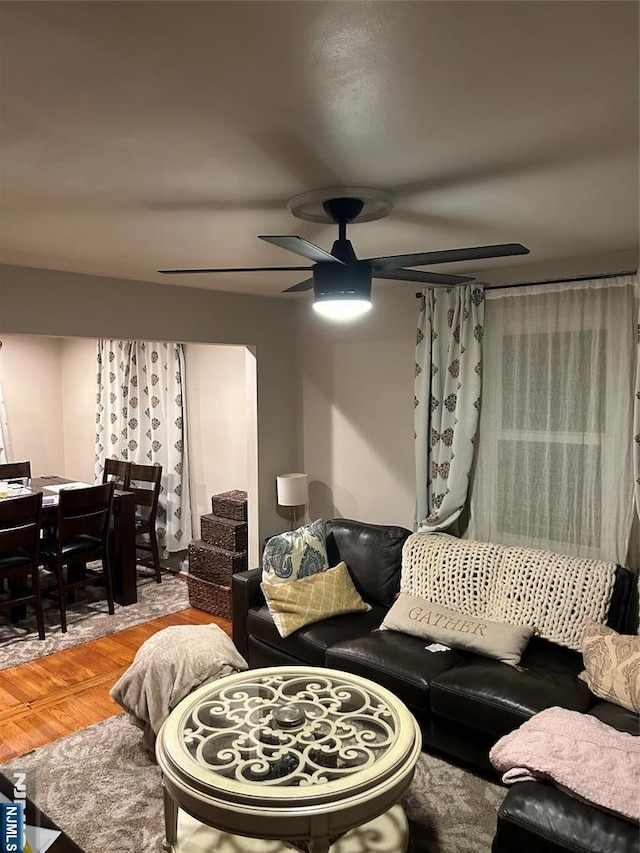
xmin=0 ymin=571 xmax=189 ymax=670
xmin=0 ymin=713 xmax=504 ymax=852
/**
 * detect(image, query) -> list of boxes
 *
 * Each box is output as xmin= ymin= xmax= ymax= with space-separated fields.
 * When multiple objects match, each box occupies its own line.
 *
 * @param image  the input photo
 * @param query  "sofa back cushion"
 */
xmin=325 ymin=519 xmax=411 ymax=607
xmin=608 ymin=565 xmax=639 ymax=634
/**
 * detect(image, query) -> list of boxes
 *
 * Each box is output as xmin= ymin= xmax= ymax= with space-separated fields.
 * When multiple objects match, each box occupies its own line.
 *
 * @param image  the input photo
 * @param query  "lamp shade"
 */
xmin=276 ymin=473 xmax=309 ymax=507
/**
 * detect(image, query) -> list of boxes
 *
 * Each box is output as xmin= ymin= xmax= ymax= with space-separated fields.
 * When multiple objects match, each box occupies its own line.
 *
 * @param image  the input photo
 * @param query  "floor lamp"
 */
xmin=276 ymin=473 xmax=309 ymax=531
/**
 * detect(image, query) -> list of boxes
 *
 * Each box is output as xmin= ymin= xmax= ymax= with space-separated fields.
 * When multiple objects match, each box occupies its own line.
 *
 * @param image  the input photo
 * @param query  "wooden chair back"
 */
xmin=55 ymin=482 xmax=114 ymax=552
xmin=102 ymin=458 xmax=130 ymax=488
xmin=125 ymin=463 xmax=163 ymax=583
xmin=0 ymin=491 xmax=42 ymax=565
xmin=126 ymin=463 xmax=162 ymax=522
xmin=0 ymin=491 xmax=45 ymax=639
xmin=0 ymin=461 xmax=31 ymax=482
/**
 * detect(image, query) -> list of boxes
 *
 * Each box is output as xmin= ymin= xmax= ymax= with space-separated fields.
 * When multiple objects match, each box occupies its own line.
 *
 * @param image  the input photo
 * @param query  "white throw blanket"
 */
xmin=401 ymin=534 xmax=617 ymax=650
xmin=490 ymin=707 xmax=640 ymax=823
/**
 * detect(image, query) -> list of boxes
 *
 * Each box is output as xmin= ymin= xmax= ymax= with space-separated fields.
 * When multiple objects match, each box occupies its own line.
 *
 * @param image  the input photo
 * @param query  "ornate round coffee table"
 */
xmin=156 ymin=665 xmax=422 ymax=853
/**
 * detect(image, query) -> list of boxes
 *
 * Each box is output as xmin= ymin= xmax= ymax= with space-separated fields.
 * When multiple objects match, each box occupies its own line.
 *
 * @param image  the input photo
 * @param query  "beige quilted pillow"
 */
xmin=262 ymin=561 xmax=370 ymax=638
xmin=579 ymin=620 xmax=640 ymax=713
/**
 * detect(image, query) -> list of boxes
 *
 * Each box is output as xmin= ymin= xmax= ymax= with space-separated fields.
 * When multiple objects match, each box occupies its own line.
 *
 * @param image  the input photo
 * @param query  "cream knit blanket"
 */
xmin=401 ymin=534 xmax=617 ymax=650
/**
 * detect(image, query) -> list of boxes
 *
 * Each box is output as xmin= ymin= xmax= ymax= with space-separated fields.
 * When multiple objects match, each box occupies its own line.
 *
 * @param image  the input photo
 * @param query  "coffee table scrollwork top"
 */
xmin=156 ymin=666 xmax=422 ymax=853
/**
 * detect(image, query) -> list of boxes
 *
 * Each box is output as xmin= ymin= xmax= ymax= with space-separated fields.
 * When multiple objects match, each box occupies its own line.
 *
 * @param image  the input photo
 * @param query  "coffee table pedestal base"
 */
xmin=162 ymin=801 xmax=409 ymax=853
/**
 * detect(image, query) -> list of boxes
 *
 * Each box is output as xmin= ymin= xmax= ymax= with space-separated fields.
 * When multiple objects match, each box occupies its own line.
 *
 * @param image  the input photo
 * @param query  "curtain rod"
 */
xmin=414 ymin=269 xmax=637 ymax=297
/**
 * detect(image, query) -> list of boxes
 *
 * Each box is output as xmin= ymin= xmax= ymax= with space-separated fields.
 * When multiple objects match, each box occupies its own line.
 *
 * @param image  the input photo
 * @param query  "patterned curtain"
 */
xmin=94 ymin=340 xmax=191 ymax=553
xmin=0 ymin=379 xmax=10 ymax=464
xmin=635 ymin=294 xmax=640 ymax=519
xmin=414 ymin=285 xmax=485 ymax=532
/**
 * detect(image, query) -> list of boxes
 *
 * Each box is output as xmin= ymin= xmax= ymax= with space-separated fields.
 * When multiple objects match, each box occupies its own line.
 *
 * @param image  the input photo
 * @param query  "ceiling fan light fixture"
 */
xmin=313 ymin=297 xmax=372 ymax=321
xmin=312 ymin=262 xmax=372 ymax=321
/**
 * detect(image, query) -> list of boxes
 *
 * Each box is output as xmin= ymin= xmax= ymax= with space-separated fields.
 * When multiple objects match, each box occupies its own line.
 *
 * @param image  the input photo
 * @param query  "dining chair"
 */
xmin=0 ymin=461 xmax=31 ymax=482
xmin=0 ymin=491 xmax=45 ymax=640
xmin=125 ymin=463 xmax=163 ymax=584
xmin=40 ymin=481 xmax=115 ymax=633
xmin=102 ymin=458 xmax=130 ymax=489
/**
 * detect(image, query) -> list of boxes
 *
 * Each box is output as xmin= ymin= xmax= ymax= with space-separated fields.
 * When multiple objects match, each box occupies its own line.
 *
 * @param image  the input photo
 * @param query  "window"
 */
xmin=465 ymin=276 xmax=638 ymax=565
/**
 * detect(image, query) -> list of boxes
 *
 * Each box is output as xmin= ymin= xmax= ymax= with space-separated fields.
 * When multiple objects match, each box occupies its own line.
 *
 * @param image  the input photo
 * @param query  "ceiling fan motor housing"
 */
xmin=313 ymin=262 xmax=372 ymax=303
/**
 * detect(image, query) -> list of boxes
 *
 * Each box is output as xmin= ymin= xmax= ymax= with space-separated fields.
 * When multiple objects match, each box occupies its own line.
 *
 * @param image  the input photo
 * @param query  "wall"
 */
xmin=184 ymin=342 xmax=256 ymax=558
xmin=1 ymin=264 xmax=300 ymax=557
xmin=0 ymin=334 xmax=65 ymax=476
xmin=295 ymin=285 xmax=418 ymax=530
xmin=60 ymin=337 xmax=97 ymax=483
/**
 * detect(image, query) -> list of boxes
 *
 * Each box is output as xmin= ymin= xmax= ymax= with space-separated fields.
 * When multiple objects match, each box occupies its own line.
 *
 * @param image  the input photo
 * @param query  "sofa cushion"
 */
xmin=325 ymin=518 xmax=411 ymax=607
xmin=261 ymin=561 xmax=370 ymax=638
xmin=579 ymin=620 xmax=640 ymax=713
xmin=430 ymin=638 xmax=593 ymax=739
xmin=246 ymin=603 xmax=386 ymax=667
xmin=380 ymin=592 xmax=533 ymax=665
xmin=493 ymin=781 xmax=640 ymax=853
xmin=326 ymin=629 xmax=469 ymax=713
xmin=587 ymin=701 xmax=640 ymax=736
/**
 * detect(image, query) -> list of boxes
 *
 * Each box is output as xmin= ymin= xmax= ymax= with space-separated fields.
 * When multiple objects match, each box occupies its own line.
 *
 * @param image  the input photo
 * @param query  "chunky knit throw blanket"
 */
xmin=401 ymin=534 xmax=617 ymax=650
xmin=490 ymin=707 xmax=640 ymax=823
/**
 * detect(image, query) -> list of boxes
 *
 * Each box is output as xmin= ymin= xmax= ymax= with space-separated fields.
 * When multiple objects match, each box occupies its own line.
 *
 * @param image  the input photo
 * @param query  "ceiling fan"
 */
xmin=159 ymin=190 xmax=529 ymax=319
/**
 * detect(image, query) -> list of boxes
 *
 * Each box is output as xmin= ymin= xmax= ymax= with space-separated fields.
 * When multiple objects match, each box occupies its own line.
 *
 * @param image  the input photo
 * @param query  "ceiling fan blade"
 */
xmin=158 ymin=265 xmax=313 ymax=274
xmin=259 ymin=235 xmax=345 ymax=265
xmin=367 ymin=243 xmax=530 ymax=270
xmin=374 ymin=269 xmax=475 ymax=285
xmin=282 ymin=278 xmax=315 ymax=293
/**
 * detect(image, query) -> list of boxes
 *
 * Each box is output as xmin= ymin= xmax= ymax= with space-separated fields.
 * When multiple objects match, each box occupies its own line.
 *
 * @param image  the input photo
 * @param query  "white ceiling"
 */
xmin=1 ymin=1 xmax=638 ymax=298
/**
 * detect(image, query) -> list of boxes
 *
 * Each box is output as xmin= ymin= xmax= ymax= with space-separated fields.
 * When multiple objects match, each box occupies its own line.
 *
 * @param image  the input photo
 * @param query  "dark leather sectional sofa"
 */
xmin=232 ymin=518 xmax=640 ymax=853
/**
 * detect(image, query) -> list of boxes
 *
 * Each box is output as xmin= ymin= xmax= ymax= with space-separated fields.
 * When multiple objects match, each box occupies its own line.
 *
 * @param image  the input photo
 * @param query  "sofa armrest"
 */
xmin=232 ymin=567 xmax=264 ymax=660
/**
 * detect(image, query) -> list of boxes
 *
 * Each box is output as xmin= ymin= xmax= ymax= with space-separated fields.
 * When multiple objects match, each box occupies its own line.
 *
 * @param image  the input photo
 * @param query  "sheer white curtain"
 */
xmin=466 ymin=274 xmax=638 ymax=565
xmin=0 ymin=380 xmax=11 ymax=463
xmin=415 ymin=285 xmax=485 ymax=532
xmin=95 ymin=340 xmax=192 ymax=553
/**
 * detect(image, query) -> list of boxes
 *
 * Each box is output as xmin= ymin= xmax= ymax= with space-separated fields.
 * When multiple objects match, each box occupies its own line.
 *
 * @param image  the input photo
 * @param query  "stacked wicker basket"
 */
xmin=186 ymin=489 xmax=248 ymax=620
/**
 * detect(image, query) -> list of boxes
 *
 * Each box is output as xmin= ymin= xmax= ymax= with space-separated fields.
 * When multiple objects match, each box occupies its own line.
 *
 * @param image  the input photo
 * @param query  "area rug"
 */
xmin=0 ymin=572 xmax=189 ymax=670
xmin=0 ymin=713 xmax=504 ymax=852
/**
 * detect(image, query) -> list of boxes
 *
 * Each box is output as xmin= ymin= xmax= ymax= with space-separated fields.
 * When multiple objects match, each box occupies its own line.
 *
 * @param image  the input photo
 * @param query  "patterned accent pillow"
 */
xmin=579 ymin=620 xmax=640 ymax=713
xmin=261 ymin=561 xmax=371 ymax=638
xmin=262 ymin=519 xmax=328 ymax=584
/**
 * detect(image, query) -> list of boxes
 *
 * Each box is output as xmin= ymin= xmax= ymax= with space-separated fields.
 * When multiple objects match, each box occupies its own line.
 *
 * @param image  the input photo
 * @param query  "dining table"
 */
xmin=29 ymin=475 xmax=138 ymax=606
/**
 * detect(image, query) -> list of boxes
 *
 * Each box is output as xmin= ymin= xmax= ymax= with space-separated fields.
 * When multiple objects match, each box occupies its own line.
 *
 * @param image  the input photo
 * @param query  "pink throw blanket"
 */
xmin=489 ymin=706 xmax=640 ymax=823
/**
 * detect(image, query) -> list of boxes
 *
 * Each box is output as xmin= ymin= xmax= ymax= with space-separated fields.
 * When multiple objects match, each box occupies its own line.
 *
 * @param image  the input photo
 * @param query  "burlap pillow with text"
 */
xmin=381 ymin=592 xmax=533 ymax=666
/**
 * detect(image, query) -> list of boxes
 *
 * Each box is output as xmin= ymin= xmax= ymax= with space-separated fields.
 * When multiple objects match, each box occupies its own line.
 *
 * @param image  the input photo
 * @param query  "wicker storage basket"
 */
xmin=211 ymin=490 xmax=248 ymax=522
xmin=201 ymin=514 xmax=248 ymax=552
xmin=188 ymin=539 xmax=247 ymax=585
xmin=186 ymin=574 xmax=232 ymax=620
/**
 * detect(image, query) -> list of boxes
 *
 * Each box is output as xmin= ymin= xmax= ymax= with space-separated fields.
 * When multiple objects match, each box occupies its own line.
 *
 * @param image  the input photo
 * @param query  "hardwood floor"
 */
xmin=0 ymin=607 xmax=232 ymax=763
